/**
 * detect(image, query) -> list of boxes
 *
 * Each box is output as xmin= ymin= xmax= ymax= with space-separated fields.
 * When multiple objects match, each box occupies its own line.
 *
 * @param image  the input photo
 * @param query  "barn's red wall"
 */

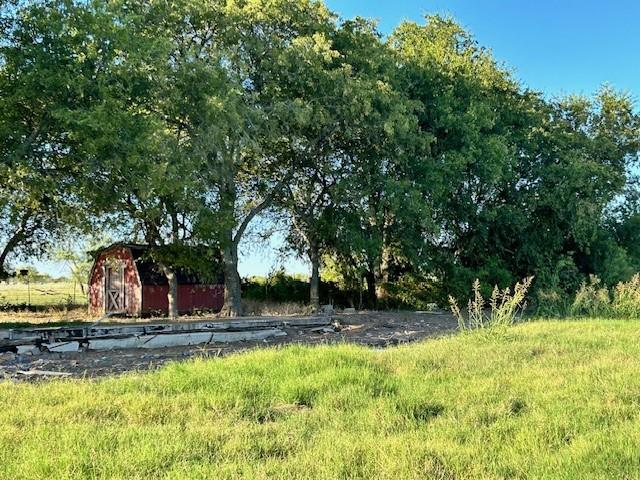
xmin=88 ymin=247 xmax=142 ymax=316
xmin=142 ymin=284 xmax=224 ymax=314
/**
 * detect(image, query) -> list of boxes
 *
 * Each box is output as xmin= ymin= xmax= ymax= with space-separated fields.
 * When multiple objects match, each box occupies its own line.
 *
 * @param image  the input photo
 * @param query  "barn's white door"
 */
xmin=105 ymin=265 xmax=125 ymax=313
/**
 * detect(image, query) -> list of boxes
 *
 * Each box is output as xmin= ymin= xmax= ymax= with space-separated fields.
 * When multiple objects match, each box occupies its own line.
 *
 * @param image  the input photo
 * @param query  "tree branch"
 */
xmin=233 ymin=173 xmax=293 ymax=246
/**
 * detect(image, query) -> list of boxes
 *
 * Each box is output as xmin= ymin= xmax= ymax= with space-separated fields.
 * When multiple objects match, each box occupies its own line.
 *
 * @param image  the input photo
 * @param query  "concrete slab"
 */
xmin=42 ymin=341 xmax=81 ymax=353
xmin=16 ymin=345 xmax=40 ymax=355
xmin=7 ymin=315 xmax=330 ymax=343
xmin=85 ymin=328 xmax=287 ymax=351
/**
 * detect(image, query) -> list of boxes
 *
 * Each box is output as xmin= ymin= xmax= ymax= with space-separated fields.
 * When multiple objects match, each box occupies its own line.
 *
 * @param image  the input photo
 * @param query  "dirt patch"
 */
xmin=0 ymin=311 xmax=457 ymax=381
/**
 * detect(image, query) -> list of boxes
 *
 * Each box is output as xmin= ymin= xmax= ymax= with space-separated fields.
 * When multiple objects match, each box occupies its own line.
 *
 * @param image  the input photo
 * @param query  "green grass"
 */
xmin=1 ymin=319 xmax=640 ymax=479
xmin=0 ymin=281 xmax=87 ymax=307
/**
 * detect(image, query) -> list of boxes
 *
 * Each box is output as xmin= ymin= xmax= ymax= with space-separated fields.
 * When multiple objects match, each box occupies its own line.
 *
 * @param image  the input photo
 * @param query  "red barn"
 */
xmin=88 ymin=244 xmax=224 ymax=317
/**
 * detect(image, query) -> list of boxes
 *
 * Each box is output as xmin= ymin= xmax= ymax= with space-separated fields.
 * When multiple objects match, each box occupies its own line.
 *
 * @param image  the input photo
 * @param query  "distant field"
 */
xmin=0 ymin=281 xmax=87 ymax=307
xmin=0 ymin=319 xmax=638 ymax=478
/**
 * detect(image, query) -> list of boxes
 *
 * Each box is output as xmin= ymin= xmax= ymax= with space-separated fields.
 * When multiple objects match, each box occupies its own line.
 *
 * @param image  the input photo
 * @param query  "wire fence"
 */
xmin=0 ymin=281 xmax=88 ymax=307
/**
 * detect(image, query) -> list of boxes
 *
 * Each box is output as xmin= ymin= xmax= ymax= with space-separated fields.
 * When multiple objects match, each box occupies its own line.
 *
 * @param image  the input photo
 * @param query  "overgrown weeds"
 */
xmin=449 ymin=277 xmax=533 ymax=331
xmin=569 ymin=274 xmax=640 ymax=319
xmin=611 ymin=274 xmax=640 ymax=318
xmin=570 ymin=275 xmax=611 ymax=317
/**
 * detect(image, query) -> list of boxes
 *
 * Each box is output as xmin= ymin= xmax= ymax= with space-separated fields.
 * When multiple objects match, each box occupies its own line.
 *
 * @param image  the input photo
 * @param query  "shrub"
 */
xmin=449 ymin=277 xmax=533 ymax=331
xmin=381 ymin=273 xmax=440 ymax=311
xmin=242 ymin=270 xmax=357 ymax=308
xmin=243 ymin=271 xmax=310 ymax=303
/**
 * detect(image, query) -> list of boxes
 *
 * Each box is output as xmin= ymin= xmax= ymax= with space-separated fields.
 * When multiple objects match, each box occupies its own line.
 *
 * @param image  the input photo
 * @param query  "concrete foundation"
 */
xmin=0 ymin=315 xmax=330 ymax=354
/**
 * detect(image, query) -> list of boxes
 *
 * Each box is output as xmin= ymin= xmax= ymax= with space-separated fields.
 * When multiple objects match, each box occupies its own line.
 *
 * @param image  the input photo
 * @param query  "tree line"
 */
xmin=1 ymin=0 xmax=639 ymax=317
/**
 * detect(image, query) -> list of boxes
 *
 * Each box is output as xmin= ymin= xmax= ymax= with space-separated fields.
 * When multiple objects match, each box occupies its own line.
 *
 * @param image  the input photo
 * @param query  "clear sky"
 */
xmin=325 ymin=0 xmax=640 ymax=97
xmin=34 ymin=0 xmax=639 ymax=279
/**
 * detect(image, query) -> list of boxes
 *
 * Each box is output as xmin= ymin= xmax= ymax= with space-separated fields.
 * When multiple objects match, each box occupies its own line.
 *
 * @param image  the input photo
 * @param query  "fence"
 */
xmin=0 ymin=281 xmax=88 ymax=307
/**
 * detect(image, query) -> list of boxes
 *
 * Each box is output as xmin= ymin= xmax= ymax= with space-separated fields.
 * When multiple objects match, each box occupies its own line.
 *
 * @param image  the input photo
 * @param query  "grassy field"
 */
xmin=1 ymin=319 xmax=639 ymax=479
xmin=0 ymin=281 xmax=87 ymax=307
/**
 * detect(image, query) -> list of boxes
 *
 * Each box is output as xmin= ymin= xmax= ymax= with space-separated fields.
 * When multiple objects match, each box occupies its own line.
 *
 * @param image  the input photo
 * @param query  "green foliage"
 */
xmin=0 ymin=0 xmax=87 ymax=276
xmin=242 ymin=270 xmax=351 ymax=306
xmin=2 ymin=2 xmax=639 ymax=307
xmin=532 ymin=289 xmax=572 ymax=318
xmin=381 ymin=273 xmax=439 ymax=310
xmin=243 ymin=271 xmax=311 ymax=304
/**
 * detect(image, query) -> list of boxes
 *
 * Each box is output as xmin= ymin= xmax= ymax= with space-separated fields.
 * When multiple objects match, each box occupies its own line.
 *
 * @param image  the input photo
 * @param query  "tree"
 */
xmin=64 ymin=0 xmax=229 ymax=319
xmin=3 ymin=0 xmax=226 ymax=318
xmin=319 ymin=19 xmax=430 ymax=308
xmin=68 ymin=0 xmax=339 ymax=317
xmin=202 ymin=0 xmax=337 ymax=315
xmin=0 ymin=0 xmax=89 ymax=279
xmin=272 ymin=19 xmax=397 ymax=310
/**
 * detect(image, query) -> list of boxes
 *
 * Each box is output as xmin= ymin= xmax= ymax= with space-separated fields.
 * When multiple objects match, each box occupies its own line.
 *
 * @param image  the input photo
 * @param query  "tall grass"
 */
xmin=0 ymin=320 xmax=640 ymax=478
xmin=611 ymin=274 xmax=640 ymax=318
xmin=449 ymin=277 xmax=533 ymax=330
xmin=569 ymin=274 xmax=640 ymax=319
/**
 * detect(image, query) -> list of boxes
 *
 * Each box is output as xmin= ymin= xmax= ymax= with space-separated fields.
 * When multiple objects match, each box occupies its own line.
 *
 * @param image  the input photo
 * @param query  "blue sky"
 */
xmin=35 ymin=0 xmax=639 ymax=278
xmin=326 ymin=0 xmax=640 ymax=97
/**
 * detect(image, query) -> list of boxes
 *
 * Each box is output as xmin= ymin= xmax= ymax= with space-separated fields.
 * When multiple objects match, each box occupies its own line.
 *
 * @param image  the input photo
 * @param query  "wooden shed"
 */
xmin=88 ymin=244 xmax=224 ymax=316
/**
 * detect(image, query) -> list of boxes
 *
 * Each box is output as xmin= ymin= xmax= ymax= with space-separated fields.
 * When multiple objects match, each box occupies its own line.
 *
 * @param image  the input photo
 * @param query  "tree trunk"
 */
xmin=0 ymin=245 xmax=11 ymax=280
xmin=365 ymin=270 xmax=377 ymax=309
xmin=309 ymin=243 xmax=320 ymax=312
xmin=222 ymin=236 xmax=242 ymax=316
xmin=376 ymin=232 xmax=392 ymax=304
xmin=160 ymin=265 xmax=178 ymax=320
xmin=0 ymin=224 xmax=27 ymax=280
xmin=217 ymin=157 xmax=291 ymax=317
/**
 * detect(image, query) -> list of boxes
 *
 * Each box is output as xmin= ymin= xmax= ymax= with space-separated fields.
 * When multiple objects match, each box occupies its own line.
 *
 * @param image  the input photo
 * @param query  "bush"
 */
xmin=243 ymin=271 xmax=310 ymax=303
xmin=242 ymin=270 xmax=354 ymax=308
xmin=381 ymin=273 xmax=440 ymax=310
xmin=449 ymin=277 xmax=533 ymax=330
xmin=438 ymin=259 xmax=516 ymax=307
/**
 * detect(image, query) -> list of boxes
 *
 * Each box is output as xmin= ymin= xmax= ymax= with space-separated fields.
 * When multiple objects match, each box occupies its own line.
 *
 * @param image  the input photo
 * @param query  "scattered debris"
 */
xmin=321 ymin=305 xmax=335 ymax=314
xmin=311 ymin=326 xmax=337 ymax=334
xmin=0 ymin=311 xmax=458 ymax=381
xmin=17 ymin=370 xmax=72 ymax=377
xmin=2 ymin=316 xmax=328 ymax=354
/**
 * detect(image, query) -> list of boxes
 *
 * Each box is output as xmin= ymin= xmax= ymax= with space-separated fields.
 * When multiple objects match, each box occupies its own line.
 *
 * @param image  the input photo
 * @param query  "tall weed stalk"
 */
xmin=449 ymin=277 xmax=533 ymax=331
